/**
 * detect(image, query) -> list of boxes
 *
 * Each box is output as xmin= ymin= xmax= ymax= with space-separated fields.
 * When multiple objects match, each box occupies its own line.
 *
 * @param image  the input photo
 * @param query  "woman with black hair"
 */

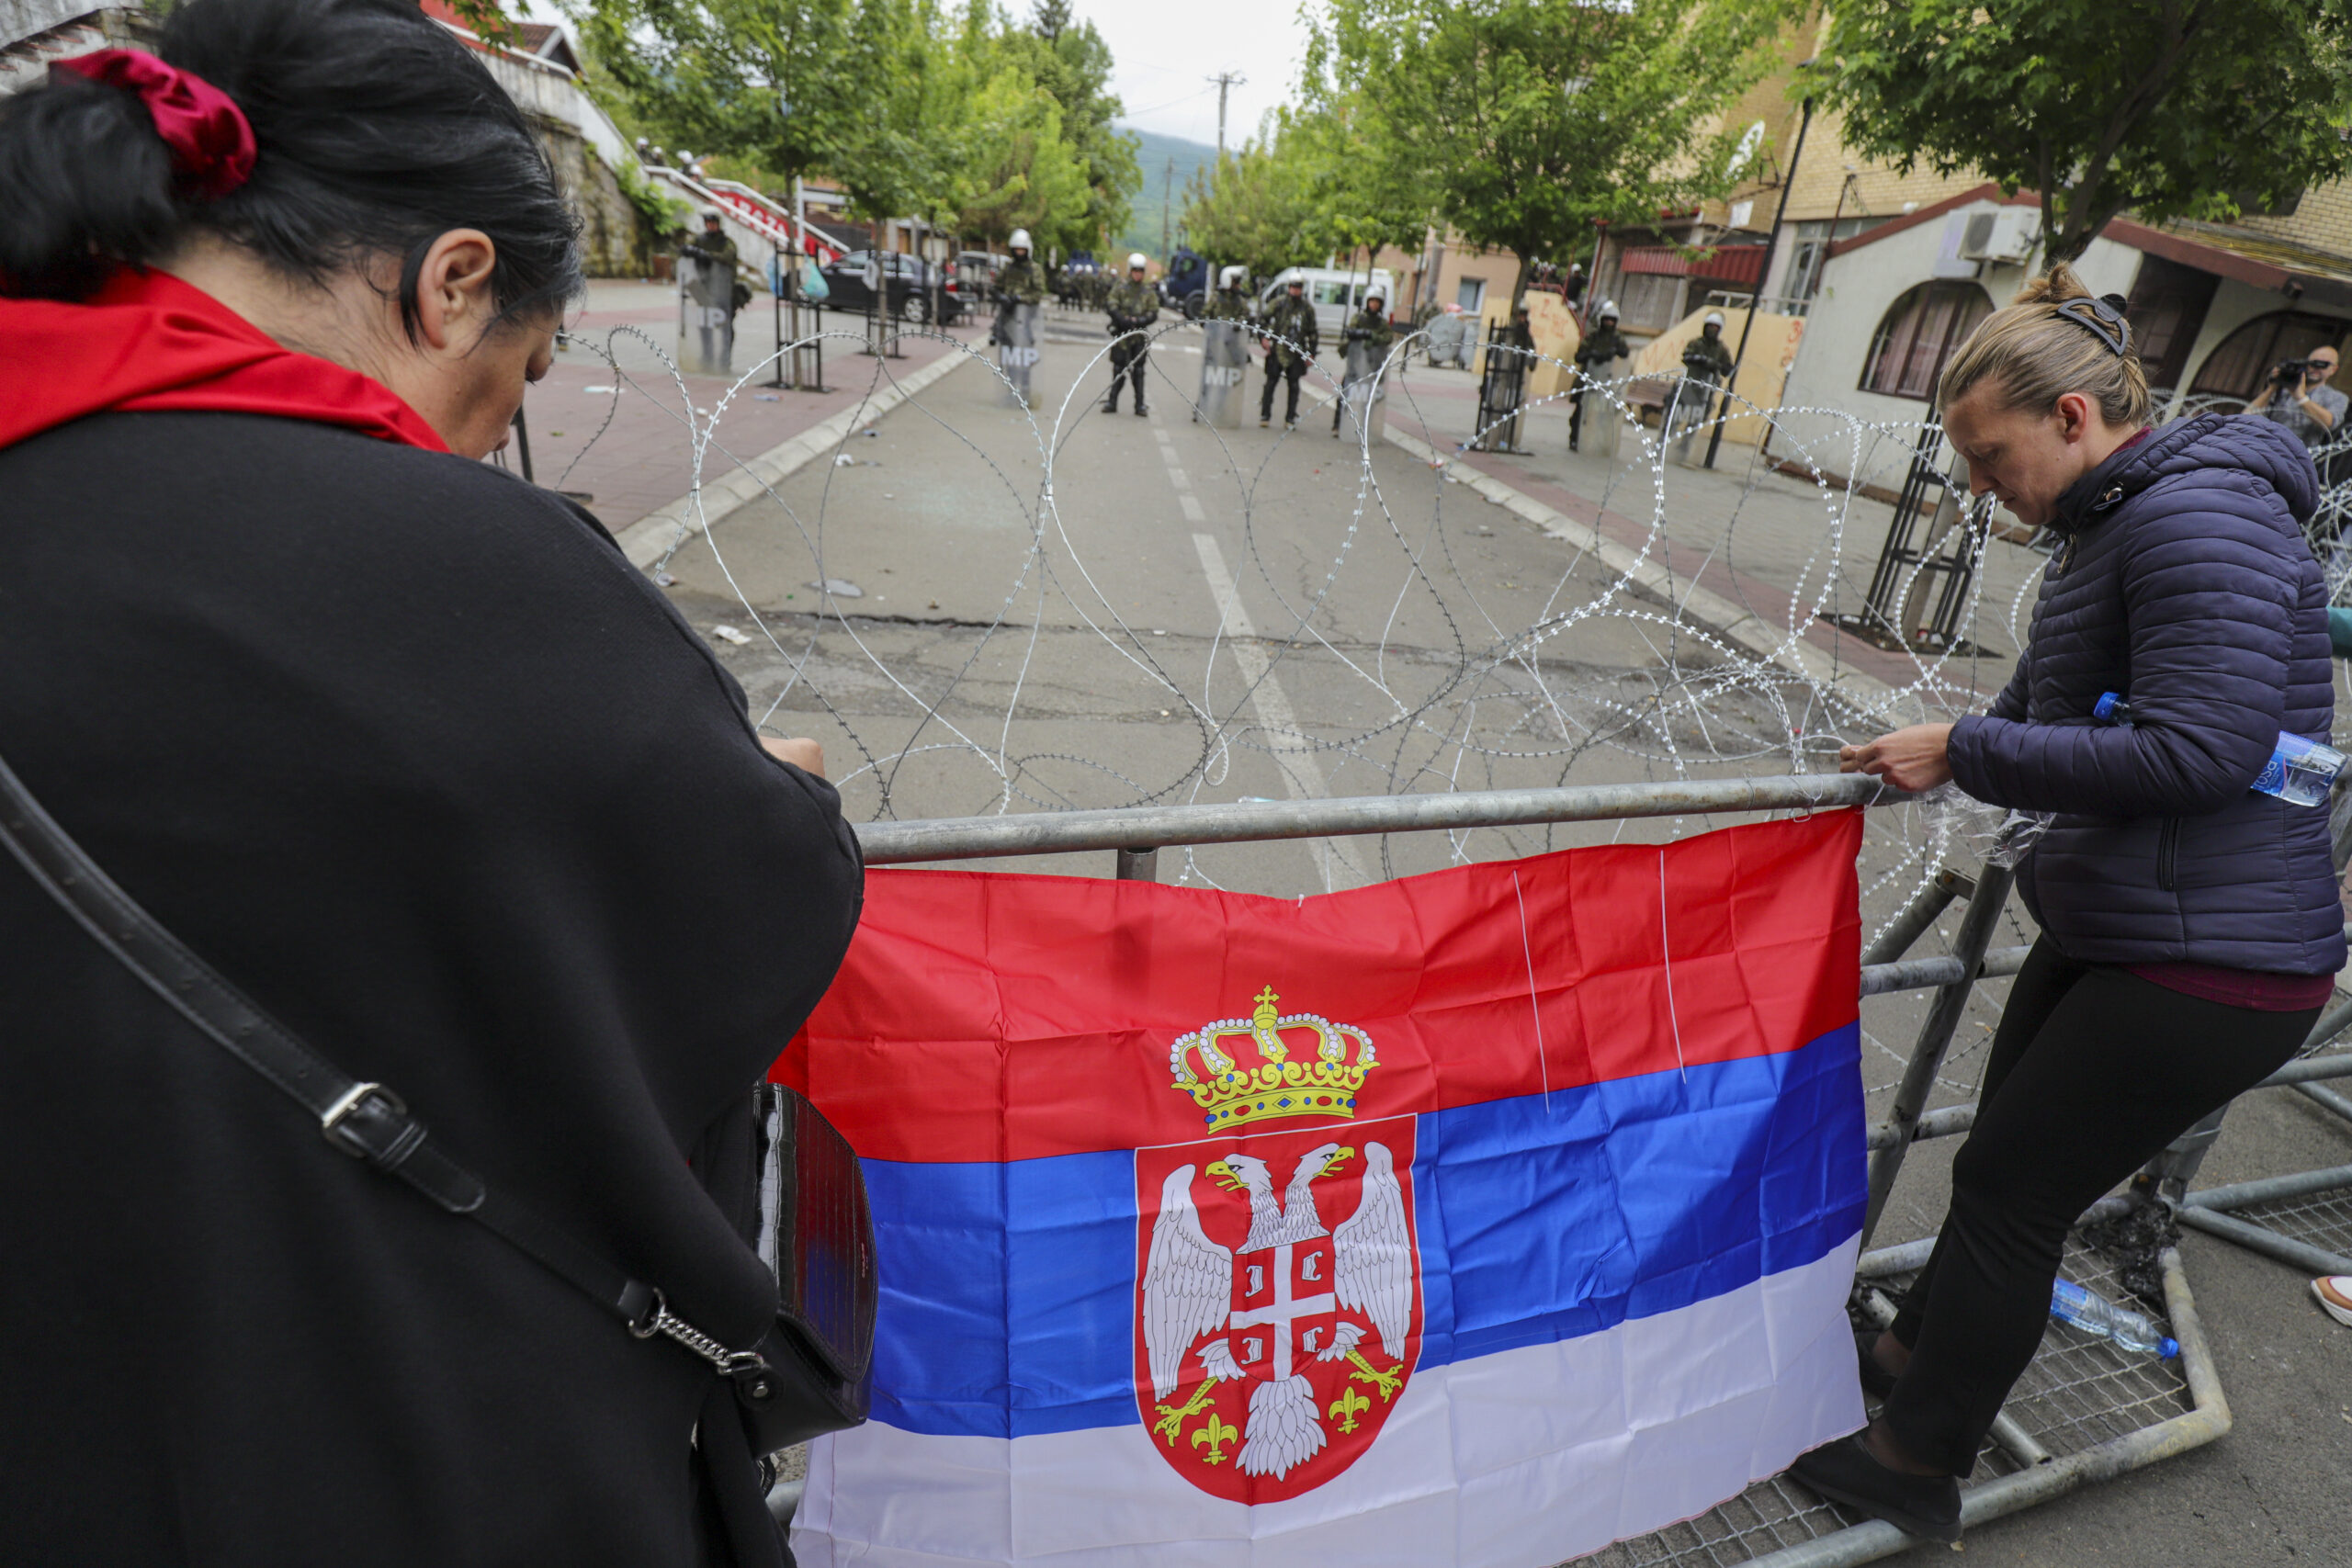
xmin=0 ymin=3 xmax=859 ymax=1564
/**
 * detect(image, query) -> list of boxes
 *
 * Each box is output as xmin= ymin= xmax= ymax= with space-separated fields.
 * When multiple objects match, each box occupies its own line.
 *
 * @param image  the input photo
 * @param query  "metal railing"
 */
xmin=827 ymin=771 xmax=2328 ymax=1565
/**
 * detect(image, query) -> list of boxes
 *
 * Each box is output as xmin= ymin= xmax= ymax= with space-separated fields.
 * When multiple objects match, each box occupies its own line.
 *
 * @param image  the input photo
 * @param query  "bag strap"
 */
xmin=0 ymin=750 xmax=765 ymax=1383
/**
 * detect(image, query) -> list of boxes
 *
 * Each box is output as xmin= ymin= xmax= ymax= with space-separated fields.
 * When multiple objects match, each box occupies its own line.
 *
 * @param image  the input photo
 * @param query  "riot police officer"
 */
xmin=993 ymin=228 xmax=1046 ymax=343
xmin=1674 ymin=309 xmax=1736 ymax=441
xmin=1682 ymin=310 xmax=1736 ymax=380
xmin=1204 ymin=265 xmax=1253 ymax=322
xmin=1259 ymin=276 xmax=1319 ymax=429
xmin=1333 ymin=288 xmax=1395 ymax=435
xmin=1568 ymin=300 xmax=1629 ymax=452
xmin=1103 ymin=252 xmax=1159 ymax=416
xmin=679 ymin=210 xmax=742 ymax=372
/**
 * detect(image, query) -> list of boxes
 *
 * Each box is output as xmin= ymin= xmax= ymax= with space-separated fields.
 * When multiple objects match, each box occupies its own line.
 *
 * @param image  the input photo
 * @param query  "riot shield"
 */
xmin=998 ymin=301 xmax=1041 ymax=407
xmin=1195 ymin=320 xmax=1251 ymax=428
xmin=1579 ymin=382 xmax=1622 ymax=460
xmin=1668 ymin=370 xmax=1717 ymax=468
xmin=1336 ymin=337 xmax=1389 ymax=447
xmin=676 ymin=256 xmax=736 ymax=377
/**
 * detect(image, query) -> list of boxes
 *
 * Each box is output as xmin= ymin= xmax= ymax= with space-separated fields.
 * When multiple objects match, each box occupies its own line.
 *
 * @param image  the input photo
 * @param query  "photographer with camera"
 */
xmin=2245 ymin=345 xmax=2344 ymax=449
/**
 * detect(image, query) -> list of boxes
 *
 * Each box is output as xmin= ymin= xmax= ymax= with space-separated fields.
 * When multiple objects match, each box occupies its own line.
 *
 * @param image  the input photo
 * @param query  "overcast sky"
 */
xmin=514 ymin=0 xmax=1311 ymax=152
xmin=1080 ymin=0 xmax=1311 ymax=150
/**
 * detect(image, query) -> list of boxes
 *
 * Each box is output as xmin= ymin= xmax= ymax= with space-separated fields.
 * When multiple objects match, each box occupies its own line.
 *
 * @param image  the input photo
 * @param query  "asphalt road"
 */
xmin=644 ymin=321 xmax=2352 ymax=1564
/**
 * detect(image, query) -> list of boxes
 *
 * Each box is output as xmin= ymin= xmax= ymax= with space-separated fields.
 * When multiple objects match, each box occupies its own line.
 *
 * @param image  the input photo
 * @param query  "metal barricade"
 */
xmin=839 ymin=772 xmax=2295 ymax=1565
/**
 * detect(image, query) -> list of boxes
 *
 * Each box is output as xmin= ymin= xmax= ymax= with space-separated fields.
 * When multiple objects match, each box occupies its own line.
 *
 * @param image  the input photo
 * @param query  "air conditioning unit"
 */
xmin=1959 ymin=209 xmax=2041 ymax=264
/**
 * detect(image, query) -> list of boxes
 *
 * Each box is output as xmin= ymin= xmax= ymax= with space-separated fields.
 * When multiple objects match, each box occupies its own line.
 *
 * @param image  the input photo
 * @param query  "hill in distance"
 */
xmin=1116 ymin=124 xmax=1216 ymax=263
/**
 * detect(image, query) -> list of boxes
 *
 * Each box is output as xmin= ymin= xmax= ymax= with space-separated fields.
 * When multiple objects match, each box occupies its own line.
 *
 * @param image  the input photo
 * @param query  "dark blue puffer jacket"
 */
xmin=1947 ymin=412 xmax=2346 ymax=975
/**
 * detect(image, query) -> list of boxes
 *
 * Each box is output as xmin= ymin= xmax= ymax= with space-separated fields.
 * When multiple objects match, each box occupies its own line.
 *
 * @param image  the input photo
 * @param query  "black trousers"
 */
xmin=1105 ymin=338 xmax=1148 ymax=409
xmin=1261 ymin=356 xmax=1306 ymax=423
xmin=1882 ymin=936 xmax=2313 ymax=1473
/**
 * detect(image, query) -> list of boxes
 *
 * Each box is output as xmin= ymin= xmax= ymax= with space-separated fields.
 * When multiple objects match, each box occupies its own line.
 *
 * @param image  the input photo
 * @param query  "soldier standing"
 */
xmin=1103 ymin=253 xmax=1159 ymax=415
xmin=1333 ymin=288 xmax=1396 ymax=435
xmin=1675 ymin=309 xmax=1736 ymax=440
xmin=1204 ymin=265 xmax=1253 ymax=323
xmin=992 ymin=229 xmax=1046 ymax=342
xmin=679 ymin=210 xmax=741 ymax=373
xmin=1258 ymin=276 xmax=1319 ymax=429
xmin=1682 ymin=310 xmax=1736 ymax=380
xmin=1567 ymin=300 xmax=1629 ymax=452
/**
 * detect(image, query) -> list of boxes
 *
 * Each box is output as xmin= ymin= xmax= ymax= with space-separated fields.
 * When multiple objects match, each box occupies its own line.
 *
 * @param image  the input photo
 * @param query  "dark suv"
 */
xmin=818 ymin=251 xmax=965 ymax=324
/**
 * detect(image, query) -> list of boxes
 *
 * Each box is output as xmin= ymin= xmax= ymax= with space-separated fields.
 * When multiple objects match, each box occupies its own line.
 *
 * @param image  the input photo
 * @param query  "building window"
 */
xmin=1457 ymin=278 xmax=1487 ymax=313
xmin=2187 ymin=310 xmax=2349 ymax=401
xmin=1784 ymin=217 xmax=1881 ymax=304
xmin=1860 ymin=281 xmax=1994 ymax=400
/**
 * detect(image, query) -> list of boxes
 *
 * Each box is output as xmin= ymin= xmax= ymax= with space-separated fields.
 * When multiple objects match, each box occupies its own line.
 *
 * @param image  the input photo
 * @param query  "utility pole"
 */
xmin=1161 ymin=155 xmax=1173 ymax=257
xmin=1208 ymin=70 xmax=1246 ymax=169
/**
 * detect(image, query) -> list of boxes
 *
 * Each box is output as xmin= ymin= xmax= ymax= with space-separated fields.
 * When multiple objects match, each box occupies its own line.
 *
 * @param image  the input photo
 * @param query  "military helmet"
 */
xmin=1220 ymin=265 xmax=1246 ymax=288
xmin=1128 ymin=252 xmax=1148 ymax=271
xmin=1008 ymin=228 xmax=1032 ymax=252
xmin=1702 ymin=310 xmax=1726 ymax=328
xmin=1598 ymin=299 xmax=1619 ymax=320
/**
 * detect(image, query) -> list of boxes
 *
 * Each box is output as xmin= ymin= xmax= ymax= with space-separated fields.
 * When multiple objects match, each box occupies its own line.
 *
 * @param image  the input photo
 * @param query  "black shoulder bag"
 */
xmin=0 ymin=750 xmax=876 ymax=1457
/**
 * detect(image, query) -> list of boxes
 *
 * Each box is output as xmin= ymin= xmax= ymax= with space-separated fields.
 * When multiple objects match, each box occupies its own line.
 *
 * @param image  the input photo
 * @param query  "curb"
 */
xmin=1382 ymin=426 xmax=1897 ymax=706
xmin=614 ymin=344 xmax=975 ymax=570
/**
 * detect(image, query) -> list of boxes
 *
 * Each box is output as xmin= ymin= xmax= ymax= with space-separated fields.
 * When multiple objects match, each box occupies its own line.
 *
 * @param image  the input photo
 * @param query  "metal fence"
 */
xmin=835 ymin=771 xmax=2352 ymax=1565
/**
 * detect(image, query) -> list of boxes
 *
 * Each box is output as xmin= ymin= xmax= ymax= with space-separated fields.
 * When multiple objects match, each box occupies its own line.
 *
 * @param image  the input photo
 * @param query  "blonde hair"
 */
xmin=1938 ymin=262 xmax=2151 ymax=426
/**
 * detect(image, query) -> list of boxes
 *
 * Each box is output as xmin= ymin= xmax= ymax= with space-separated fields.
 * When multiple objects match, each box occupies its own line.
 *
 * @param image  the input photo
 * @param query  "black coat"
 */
xmin=0 ymin=412 xmax=864 ymax=1566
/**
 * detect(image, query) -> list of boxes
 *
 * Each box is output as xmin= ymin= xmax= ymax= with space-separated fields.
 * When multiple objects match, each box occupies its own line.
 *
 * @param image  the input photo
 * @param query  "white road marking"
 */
xmin=1178 ymin=494 xmax=1206 ymax=522
xmin=1190 ymin=531 xmax=1367 ymax=892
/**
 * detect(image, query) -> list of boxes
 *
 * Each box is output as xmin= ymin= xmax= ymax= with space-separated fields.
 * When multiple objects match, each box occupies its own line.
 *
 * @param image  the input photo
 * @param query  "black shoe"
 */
xmin=1790 ymin=1435 xmax=1961 ymax=1543
xmin=1102 ymin=400 xmax=1120 ymax=414
xmin=1259 ymin=416 xmax=1272 ymax=428
xmin=1134 ymin=404 xmax=1148 ymax=417
xmin=1856 ymin=1327 xmax=1899 ymax=1401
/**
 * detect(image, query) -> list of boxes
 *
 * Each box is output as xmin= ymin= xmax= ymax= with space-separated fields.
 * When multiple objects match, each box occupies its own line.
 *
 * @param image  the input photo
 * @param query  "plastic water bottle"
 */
xmin=2050 ymin=1277 xmax=2179 ymax=1359
xmin=2096 ymin=693 xmax=2344 ymax=807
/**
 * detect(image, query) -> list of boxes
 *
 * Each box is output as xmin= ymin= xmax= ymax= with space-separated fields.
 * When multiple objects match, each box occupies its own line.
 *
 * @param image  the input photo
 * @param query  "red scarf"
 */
xmin=0 ymin=266 xmax=447 ymax=453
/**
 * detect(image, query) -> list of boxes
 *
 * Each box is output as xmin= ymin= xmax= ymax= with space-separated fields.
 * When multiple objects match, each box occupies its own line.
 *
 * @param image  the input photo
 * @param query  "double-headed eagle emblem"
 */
xmin=1140 ymin=988 xmax=1412 ymax=1481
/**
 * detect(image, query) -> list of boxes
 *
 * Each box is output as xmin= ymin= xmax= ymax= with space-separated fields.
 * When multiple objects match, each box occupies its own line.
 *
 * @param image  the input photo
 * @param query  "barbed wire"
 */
xmin=548 ymin=300 xmax=2352 ymax=1019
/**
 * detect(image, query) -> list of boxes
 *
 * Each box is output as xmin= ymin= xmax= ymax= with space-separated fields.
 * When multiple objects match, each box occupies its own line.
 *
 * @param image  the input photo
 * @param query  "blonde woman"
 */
xmin=1820 ymin=266 xmax=2341 ymax=1540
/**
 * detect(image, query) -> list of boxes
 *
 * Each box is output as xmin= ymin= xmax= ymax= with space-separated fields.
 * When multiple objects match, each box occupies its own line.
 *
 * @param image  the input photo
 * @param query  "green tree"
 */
xmin=575 ymin=0 xmax=867 ymax=188
xmin=994 ymin=2 xmax=1140 ymax=253
xmin=1178 ymin=130 xmax=1326 ymax=279
xmin=1817 ymin=0 xmax=2352 ymax=265
xmin=1317 ymin=0 xmax=1796 ymax=306
xmin=949 ymin=62 xmax=1095 ymax=246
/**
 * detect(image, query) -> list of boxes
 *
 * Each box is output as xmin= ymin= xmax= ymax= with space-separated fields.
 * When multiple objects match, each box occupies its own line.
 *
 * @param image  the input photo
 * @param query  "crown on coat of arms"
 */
xmin=1169 ymin=987 xmax=1377 ymax=1130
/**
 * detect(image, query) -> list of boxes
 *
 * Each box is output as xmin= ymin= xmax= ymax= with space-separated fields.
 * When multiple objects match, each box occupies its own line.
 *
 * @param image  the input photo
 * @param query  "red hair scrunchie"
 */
xmin=52 ymin=48 xmax=256 ymax=200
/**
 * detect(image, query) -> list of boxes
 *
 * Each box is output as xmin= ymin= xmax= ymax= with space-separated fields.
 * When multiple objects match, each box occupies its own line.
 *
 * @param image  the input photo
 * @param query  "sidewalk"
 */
xmin=519 ymin=279 xmax=986 ymax=530
xmin=1374 ymin=363 xmax=2041 ymax=709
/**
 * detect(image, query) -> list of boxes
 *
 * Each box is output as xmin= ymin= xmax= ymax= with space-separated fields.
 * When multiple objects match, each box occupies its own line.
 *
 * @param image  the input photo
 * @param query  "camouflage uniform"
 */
xmin=993 ymin=256 xmax=1046 ymax=344
xmin=1681 ymin=327 xmax=1735 ymax=379
xmin=1258 ymin=290 xmax=1320 ymax=425
xmin=1332 ymin=305 xmax=1395 ymax=433
xmin=1204 ymin=285 xmax=1254 ymax=323
xmin=1568 ymin=320 xmax=1630 ymax=451
xmin=1103 ymin=276 xmax=1159 ymax=413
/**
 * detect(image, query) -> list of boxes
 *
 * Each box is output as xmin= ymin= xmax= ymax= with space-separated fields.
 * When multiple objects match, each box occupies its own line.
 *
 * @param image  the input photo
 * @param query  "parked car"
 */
xmin=956 ymin=249 xmax=1007 ymax=302
xmin=1257 ymin=265 xmax=1400 ymax=335
xmin=818 ymin=250 xmax=965 ymax=324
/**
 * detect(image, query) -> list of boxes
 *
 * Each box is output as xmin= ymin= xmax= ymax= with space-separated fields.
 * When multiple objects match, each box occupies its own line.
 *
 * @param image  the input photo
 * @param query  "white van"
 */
xmin=1258 ymin=265 xmax=1400 ymax=336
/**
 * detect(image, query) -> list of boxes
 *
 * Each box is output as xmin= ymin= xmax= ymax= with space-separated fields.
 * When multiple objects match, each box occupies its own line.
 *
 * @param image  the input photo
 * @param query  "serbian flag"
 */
xmin=779 ymin=811 xmax=1868 ymax=1567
